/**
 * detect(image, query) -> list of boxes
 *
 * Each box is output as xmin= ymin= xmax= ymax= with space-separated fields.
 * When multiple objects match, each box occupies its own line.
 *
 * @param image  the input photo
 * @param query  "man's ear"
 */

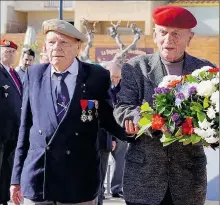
xmin=153 ymin=30 xmax=157 ymax=44
xmin=78 ymin=41 xmax=82 ymax=50
xmin=187 ymin=32 xmax=194 ymax=47
xmin=77 ymin=41 xmax=82 ymax=56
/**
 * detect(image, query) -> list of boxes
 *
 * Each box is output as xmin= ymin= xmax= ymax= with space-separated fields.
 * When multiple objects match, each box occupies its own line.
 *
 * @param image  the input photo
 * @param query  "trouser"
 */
xmin=23 ymin=198 xmax=98 ymax=205
xmin=98 ymin=150 xmax=110 ymax=205
xmin=111 ymin=139 xmax=128 ymax=194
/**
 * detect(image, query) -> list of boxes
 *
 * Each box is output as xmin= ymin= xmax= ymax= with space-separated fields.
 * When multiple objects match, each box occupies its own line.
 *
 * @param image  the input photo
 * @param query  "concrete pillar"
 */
xmin=1 ymin=1 xmax=8 ymax=34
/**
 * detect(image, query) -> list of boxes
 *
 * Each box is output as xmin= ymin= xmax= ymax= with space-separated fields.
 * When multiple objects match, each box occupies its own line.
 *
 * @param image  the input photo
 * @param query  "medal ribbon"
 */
xmin=80 ymin=100 xmax=88 ymax=110
xmin=88 ymin=100 xmax=95 ymax=110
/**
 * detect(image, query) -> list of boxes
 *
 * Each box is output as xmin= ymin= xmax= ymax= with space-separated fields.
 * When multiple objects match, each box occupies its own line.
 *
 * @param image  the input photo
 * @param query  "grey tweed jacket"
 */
xmin=114 ymin=52 xmax=215 ymax=205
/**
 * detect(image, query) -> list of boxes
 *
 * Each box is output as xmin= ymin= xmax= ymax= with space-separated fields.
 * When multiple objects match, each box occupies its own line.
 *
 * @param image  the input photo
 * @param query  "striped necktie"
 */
xmin=9 ymin=68 xmax=21 ymax=94
xmin=54 ymin=71 xmax=70 ymax=123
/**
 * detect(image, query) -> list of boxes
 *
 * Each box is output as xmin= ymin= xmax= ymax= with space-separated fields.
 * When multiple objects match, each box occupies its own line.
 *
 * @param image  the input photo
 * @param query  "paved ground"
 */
xmin=103 ymin=196 xmax=219 ymax=205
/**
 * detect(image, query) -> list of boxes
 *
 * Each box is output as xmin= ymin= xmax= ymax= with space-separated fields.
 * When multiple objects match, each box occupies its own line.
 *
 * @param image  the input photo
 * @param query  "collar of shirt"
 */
xmin=1 ymin=63 xmax=10 ymax=73
xmin=51 ymin=58 xmax=79 ymax=79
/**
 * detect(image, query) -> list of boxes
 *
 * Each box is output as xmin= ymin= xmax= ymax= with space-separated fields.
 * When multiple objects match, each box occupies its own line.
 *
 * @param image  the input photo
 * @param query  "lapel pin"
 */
xmin=3 ymin=85 xmax=10 ymax=90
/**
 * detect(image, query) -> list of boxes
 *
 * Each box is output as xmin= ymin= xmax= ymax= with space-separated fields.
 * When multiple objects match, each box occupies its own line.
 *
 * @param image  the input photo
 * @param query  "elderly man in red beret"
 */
xmin=0 ymin=39 xmax=22 ymax=205
xmin=114 ymin=5 xmax=215 ymax=205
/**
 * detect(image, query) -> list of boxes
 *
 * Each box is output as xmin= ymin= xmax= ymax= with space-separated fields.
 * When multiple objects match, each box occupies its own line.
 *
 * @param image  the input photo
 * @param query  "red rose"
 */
xmin=182 ymin=117 xmax=194 ymax=135
xmin=208 ymin=68 xmax=220 ymax=73
xmin=152 ymin=114 xmax=165 ymax=130
xmin=168 ymin=80 xmax=181 ymax=88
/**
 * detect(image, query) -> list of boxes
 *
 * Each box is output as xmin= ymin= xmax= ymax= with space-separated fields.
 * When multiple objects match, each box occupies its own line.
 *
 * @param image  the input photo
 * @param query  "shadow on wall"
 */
xmin=207 ymin=175 xmax=219 ymax=201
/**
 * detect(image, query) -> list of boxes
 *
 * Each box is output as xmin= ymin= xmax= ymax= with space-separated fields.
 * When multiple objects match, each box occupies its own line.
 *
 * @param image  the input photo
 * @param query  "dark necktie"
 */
xmin=9 ymin=68 xmax=21 ymax=94
xmin=54 ymin=71 xmax=70 ymax=123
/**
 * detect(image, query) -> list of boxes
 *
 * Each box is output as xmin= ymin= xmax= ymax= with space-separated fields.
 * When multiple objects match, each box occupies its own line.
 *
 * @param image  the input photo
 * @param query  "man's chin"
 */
xmin=161 ymin=53 xmax=179 ymax=62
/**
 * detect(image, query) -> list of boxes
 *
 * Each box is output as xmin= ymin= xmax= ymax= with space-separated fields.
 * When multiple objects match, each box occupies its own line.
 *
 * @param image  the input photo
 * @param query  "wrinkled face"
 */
xmin=0 ymin=47 xmax=16 ymax=65
xmin=110 ymin=70 xmax=121 ymax=86
xmin=45 ymin=31 xmax=81 ymax=70
xmin=21 ymin=53 xmax=35 ymax=69
xmin=153 ymin=25 xmax=194 ymax=62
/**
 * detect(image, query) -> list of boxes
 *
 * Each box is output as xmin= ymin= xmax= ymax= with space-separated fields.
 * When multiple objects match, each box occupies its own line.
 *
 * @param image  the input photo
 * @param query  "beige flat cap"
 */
xmin=42 ymin=19 xmax=87 ymax=42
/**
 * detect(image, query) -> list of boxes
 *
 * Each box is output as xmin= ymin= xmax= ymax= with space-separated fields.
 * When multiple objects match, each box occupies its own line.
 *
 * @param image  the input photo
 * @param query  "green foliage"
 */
xmin=203 ymin=97 xmax=209 ymax=108
xmin=185 ymin=75 xmax=199 ymax=83
xmin=197 ymin=111 xmax=206 ymax=122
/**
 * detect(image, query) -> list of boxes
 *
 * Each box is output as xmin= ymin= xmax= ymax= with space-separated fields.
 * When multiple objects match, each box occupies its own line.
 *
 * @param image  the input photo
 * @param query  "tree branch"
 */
xmin=80 ymin=19 xmax=98 ymax=62
xmin=112 ymin=23 xmax=142 ymax=63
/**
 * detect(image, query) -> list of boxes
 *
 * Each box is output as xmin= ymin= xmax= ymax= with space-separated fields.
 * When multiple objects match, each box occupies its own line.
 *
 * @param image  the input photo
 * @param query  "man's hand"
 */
xmin=112 ymin=141 xmax=117 ymax=151
xmin=125 ymin=120 xmax=139 ymax=135
xmin=10 ymin=185 xmax=23 ymax=205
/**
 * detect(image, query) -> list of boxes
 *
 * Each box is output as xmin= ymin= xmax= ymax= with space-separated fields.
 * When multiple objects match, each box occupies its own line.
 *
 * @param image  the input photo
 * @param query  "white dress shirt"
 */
xmin=51 ymin=58 xmax=79 ymax=111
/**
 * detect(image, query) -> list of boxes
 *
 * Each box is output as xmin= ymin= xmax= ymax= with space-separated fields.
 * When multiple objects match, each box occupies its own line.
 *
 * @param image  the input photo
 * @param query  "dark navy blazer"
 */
xmin=11 ymin=60 xmax=126 ymax=203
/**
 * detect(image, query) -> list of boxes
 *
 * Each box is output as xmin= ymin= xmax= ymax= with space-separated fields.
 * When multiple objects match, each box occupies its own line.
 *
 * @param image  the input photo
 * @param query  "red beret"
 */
xmin=0 ymin=39 xmax=18 ymax=50
xmin=153 ymin=5 xmax=197 ymax=29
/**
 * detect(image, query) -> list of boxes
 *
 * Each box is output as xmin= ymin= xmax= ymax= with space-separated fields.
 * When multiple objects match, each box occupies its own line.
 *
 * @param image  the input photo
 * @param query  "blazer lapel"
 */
xmin=42 ymin=64 xmax=58 ymax=130
xmin=147 ymin=52 xmax=165 ymax=87
xmin=0 ymin=64 xmax=21 ymax=98
xmin=48 ymin=59 xmax=89 ymax=145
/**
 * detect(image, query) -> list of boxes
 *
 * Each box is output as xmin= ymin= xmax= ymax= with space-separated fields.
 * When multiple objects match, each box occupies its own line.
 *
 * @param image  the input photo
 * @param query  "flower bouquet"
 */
xmin=137 ymin=66 xmax=219 ymax=148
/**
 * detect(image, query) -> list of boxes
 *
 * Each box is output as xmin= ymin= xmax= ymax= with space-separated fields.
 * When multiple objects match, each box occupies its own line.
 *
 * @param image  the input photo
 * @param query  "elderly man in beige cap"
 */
xmin=10 ymin=19 xmax=127 ymax=205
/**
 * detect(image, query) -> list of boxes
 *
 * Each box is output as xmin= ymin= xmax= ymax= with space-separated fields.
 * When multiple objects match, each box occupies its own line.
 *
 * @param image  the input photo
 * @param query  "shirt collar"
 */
xmin=51 ymin=58 xmax=79 ymax=77
xmin=1 ymin=63 xmax=10 ymax=72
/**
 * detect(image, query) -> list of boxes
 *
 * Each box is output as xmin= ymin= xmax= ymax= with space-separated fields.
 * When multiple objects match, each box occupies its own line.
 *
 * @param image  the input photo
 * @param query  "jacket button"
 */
xmin=39 ymin=130 xmax=43 ymax=135
xmin=66 ymin=150 xmax=71 ymax=155
xmin=75 ymin=132 xmax=79 ymax=136
xmin=46 ymin=146 xmax=50 ymax=150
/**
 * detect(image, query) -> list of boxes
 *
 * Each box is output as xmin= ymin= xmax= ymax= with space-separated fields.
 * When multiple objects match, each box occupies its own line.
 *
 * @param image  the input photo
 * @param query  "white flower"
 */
xmin=207 ymin=106 xmax=216 ymax=119
xmin=210 ymin=91 xmax=219 ymax=113
xmin=200 ymin=66 xmax=213 ymax=71
xmin=215 ymin=103 xmax=219 ymax=113
xmin=206 ymin=127 xmax=217 ymax=137
xmin=192 ymin=69 xmax=201 ymax=77
xmin=205 ymin=136 xmax=219 ymax=144
xmin=194 ymin=128 xmax=217 ymax=142
xmin=210 ymin=90 xmax=219 ymax=105
xmin=159 ymin=75 xmax=181 ymax=88
xmin=196 ymin=80 xmax=216 ymax=97
xmin=191 ymin=66 xmax=211 ymax=77
xmin=211 ymin=78 xmax=219 ymax=85
xmin=198 ymin=119 xmax=213 ymax=130
xmin=194 ymin=128 xmax=209 ymax=138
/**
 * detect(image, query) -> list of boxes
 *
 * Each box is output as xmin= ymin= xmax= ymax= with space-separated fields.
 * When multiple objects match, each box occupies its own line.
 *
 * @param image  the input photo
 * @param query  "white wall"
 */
xmin=205 ymin=148 xmax=219 ymax=201
xmin=1 ymin=1 xmax=9 ymax=33
xmin=1 ymin=1 xmax=27 ymax=33
xmin=186 ymin=7 xmax=219 ymax=35
xmin=27 ymin=11 xmax=75 ymax=33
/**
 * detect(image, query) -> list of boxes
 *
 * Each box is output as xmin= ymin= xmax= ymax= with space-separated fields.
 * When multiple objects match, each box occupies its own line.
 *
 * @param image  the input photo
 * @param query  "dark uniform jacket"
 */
xmin=0 ymin=63 xmax=22 ymax=203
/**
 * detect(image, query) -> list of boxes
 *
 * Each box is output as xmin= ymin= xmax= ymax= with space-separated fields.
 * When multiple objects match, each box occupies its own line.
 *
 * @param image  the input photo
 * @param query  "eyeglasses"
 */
xmin=4 ymin=50 xmax=16 ymax=54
